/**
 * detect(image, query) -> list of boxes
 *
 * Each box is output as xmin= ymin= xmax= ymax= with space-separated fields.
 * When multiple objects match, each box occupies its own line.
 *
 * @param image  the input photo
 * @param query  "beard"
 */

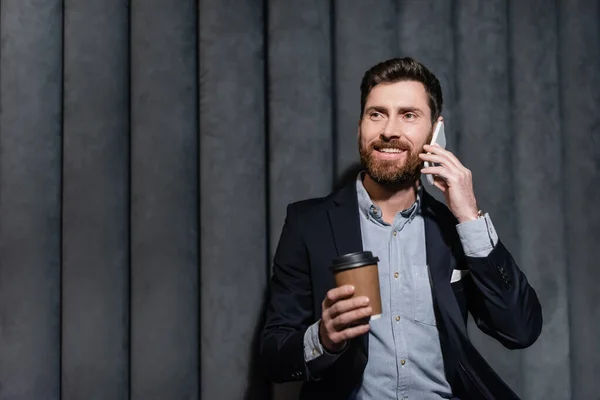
xmin=359 ymin=135 xmax=425 ymax=187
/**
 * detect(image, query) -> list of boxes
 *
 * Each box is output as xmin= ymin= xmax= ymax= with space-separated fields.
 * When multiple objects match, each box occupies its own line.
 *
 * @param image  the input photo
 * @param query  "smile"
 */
xmin=373 ymin=148 xmax=407 ymax=160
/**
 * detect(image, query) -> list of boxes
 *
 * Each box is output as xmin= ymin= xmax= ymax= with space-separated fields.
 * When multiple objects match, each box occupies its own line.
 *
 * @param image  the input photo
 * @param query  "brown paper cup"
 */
xmin=330 ymin=251 xmax=382 ymax=320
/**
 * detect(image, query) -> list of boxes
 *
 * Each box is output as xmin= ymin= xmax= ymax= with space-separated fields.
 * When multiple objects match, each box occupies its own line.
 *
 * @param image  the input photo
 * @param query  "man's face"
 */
xmin=359 ymin=80 xmax=434 ymax=186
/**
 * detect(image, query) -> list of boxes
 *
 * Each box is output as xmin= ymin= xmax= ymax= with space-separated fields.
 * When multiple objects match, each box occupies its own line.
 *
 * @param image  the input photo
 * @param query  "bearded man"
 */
xmin=260 ymin=57 xmax=542 ymax=400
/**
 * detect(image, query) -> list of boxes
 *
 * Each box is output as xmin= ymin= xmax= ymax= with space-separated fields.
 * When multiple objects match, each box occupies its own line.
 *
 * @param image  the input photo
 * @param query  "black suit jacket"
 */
xmin=260 ymin=182 xmax=543 ymax=400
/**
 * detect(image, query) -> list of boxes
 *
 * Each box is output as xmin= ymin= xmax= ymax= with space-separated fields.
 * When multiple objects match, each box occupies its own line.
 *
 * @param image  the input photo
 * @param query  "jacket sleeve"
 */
xmin=259 ymin=204 xmax=314 ymax=383
xmin=464 ymin=241 xmax=543 ymax=349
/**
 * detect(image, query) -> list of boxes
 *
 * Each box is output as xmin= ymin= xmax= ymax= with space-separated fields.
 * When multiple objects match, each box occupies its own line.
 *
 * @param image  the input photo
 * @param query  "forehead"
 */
xmin=365 ymin=80 xmax=430 ymax=112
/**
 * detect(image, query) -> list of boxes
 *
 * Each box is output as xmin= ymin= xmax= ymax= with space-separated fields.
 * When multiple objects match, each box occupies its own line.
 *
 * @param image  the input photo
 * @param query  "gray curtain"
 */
xmin=0 ymin=0 xmax=597 ymax=399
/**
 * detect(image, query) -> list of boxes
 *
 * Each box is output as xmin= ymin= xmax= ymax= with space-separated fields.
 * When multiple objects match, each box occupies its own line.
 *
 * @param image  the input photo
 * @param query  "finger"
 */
xmin=424 ymin=144 xmax=468 ymax=171
xmin=331 ymin=306 xmax=373 ymax=330
xmin=323 ymin=285 xmax=355 ymax=308
xmin=422 ymin=155 xmax=472 ymax=187
xmin=328 ymin=296 xmax=370 ymax=319
xmin=330 ymin=323 xmax=370 ymax=343
xmin=422 ymin=144 xmax=462 ymax=169
xmin=438 ymin=146 xmax=465 ymax=168
xmin=419 ymin=153 xmax=461 ymax=173
xmin=420 ymin=166 xmax=455 ymax=183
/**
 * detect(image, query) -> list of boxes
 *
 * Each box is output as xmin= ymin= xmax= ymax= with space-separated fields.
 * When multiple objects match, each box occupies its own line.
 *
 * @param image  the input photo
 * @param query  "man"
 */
xmin=260 ymin=57 xmax=542 ymax=399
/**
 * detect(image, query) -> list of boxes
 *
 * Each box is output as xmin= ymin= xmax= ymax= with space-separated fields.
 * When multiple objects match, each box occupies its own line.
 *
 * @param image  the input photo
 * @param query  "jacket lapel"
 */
xmin=326 ymin=182 xmax=368 ymax=361
xmin=422 ymin=191 xmax=469 ymax=386
xmin=422 ymin=193 xmax=452 ymax=290
xmin=422 ymin=190 xmax=468 ymax=335
xmin=327 ymin=183 xmax=364 ymax=257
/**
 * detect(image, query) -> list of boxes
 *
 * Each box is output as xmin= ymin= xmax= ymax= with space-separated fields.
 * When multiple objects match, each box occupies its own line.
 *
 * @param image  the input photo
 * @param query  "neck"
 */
xmin=363 ymin=173 xmax=419 ymax=224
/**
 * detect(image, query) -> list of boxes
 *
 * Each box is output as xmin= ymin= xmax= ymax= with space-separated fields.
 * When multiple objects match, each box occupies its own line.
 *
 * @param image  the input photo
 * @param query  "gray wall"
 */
xmin=0 ymin=0 xmax=598 ymax=399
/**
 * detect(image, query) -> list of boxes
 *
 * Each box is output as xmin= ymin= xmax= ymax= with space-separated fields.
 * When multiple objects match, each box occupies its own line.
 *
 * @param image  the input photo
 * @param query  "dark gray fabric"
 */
xmin=268 ymin=0 xmax=334 ymax=258
xmin=0 ymin=0 xmax=62 ymax=398
xmin=199 ymin=1 xmax=269 ymax=399
xmin=0 ymin=1 xmax=598 ymax=399
xmin=510 ymin=2 xmax=570 ymax=399
xmin=559 ymin=1 xmax=600 ymax=399
xmin=62 ymin=1 xmax=130 ymax=398
xmin=130 ymin=1 xmax=198 ymax=399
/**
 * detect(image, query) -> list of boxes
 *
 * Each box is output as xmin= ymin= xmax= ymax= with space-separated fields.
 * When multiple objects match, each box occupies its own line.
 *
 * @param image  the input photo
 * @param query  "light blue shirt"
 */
xmin=304 ymin=174 xmax=498 ymax=399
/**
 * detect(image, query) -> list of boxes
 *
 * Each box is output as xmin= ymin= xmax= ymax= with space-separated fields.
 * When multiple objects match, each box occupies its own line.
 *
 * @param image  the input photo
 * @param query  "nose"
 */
xmin=381 ymin=117 xmax=401 ymax=140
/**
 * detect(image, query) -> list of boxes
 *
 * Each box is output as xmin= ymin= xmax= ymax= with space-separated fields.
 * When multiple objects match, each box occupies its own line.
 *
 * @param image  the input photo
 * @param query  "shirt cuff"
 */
xmin=456 ymin=213 xmax=498 ymax=257
xmin=304 ymin=320 xmax=346 ymax=364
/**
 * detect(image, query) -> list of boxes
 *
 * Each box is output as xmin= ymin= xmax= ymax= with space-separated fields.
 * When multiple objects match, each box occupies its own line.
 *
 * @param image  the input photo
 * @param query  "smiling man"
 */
xmin=260 ymin=57 xmax=542 ymax=400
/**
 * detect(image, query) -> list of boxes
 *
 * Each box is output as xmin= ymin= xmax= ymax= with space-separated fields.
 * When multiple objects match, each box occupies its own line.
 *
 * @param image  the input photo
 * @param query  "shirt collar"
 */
xmin=355 ymin=172 xmax=422 ymax=225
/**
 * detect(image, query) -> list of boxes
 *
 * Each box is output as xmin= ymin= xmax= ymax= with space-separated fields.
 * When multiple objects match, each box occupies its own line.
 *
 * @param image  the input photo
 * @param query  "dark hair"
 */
xmin=359 ymin=57 xmax=443 ymax=123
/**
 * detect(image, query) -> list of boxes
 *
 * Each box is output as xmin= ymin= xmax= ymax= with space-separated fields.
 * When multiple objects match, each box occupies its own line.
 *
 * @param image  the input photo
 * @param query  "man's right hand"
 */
xmin=319 ymin=285 xmax=372 ymax=353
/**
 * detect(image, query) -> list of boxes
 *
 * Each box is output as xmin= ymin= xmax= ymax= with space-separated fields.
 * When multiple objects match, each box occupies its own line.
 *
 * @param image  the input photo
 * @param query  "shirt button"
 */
xmin=394 ymin=272 xmax=399 ymax=279
xmin=395 ymin=315 xmax=401 ymax=321
xmin=400 ymin=359 xmax=406 ymax=366
xmin=393 ymin=230 xmax=397 ymax=236
xmin=312 ymin=348 xmax=318 ymax=356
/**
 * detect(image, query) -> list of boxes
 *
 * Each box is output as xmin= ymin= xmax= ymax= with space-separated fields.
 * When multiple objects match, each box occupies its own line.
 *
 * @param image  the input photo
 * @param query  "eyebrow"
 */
xmin=364 ymin=106 xmax=424 ymax=115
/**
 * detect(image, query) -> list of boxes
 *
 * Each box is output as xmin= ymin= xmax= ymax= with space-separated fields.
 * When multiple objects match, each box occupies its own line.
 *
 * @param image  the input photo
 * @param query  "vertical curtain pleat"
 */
xmin=0 ymin=0 xmax=62 ymax=398
xmin=199 ymin=0 xmax=269 ymax=398
xmin=0 ymin=1 xmax=598 ymax=399
xmin=510 ymin=1 xmax=571 ymax=399
xmin=130 ymin=1 xmax=199 ymax=398
xmin=559 ymin=0 xmax=600 ymax=398
xmin=61 ymin=1 xmax=130 ymax=398
xmin=268 ymin=0 xmax=333 ymax=256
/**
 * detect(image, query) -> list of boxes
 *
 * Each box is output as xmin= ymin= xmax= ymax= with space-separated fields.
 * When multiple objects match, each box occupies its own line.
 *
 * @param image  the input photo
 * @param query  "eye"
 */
xmin=369 ymin=112 xmax=384 ymax=120
xmin=404 ymin=112 xmax=417 ymax=121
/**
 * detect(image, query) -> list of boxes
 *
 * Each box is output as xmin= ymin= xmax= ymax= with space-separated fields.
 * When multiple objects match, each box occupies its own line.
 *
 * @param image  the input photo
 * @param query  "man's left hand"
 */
xmin=419 ymin=144 xmax=479 ymax=223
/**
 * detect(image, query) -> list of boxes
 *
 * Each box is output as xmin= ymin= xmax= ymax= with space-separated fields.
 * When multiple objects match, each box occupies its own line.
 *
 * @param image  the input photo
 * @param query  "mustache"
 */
xmin=370 ymin=139 xmax=412 ymax=152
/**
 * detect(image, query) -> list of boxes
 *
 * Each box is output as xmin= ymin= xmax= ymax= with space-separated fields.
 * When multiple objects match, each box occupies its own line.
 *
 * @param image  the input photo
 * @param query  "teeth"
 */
xmin=379 ymin=148 xmax=403 ymax=153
